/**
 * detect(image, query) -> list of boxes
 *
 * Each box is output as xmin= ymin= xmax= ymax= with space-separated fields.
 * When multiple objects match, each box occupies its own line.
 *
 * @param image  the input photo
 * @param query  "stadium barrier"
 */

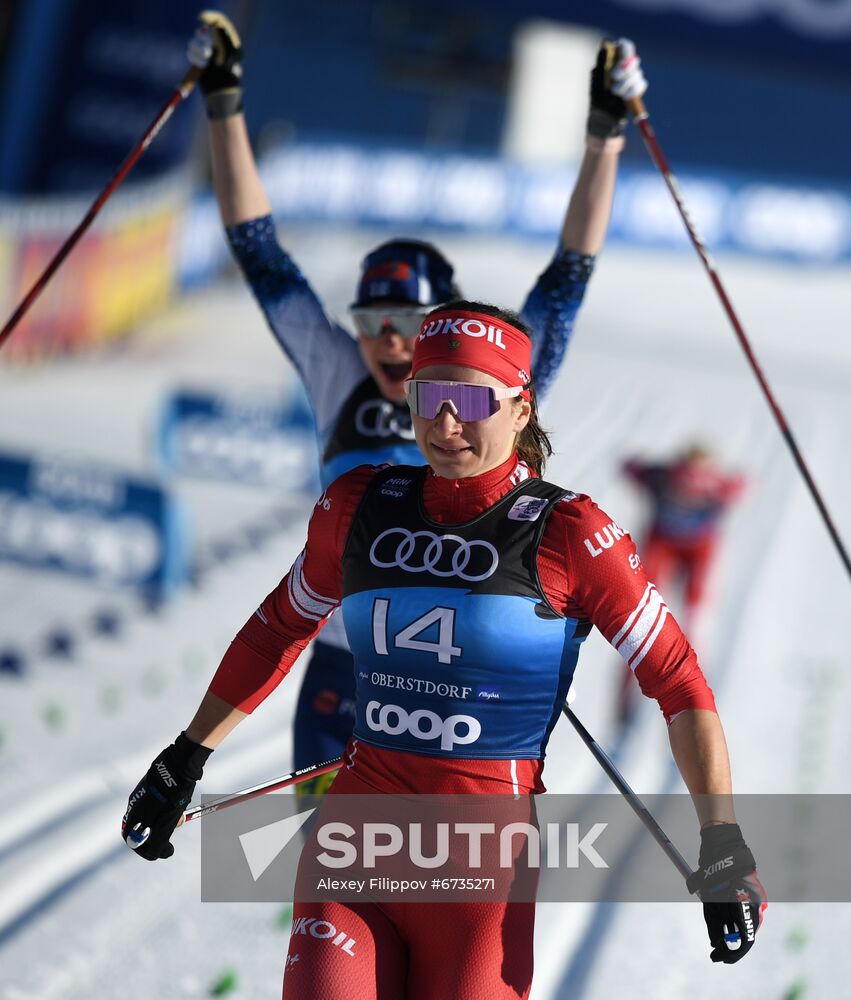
xmin=177 ymin=141 xmax=851 ymax=288
xmin=3 ymin=142 xmax=846 ymax=357
xmin=0 ymin=450 xmax=190 ymax=596
xmin=156 ymin=386 xmax=319 ymax=493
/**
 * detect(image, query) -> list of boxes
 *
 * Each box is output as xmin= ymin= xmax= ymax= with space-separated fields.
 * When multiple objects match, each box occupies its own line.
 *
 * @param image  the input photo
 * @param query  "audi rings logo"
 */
xmin=354 ymin=400 xmax=415 ymax=440
xmin=369 ymin=528 xmax=499 ymax=582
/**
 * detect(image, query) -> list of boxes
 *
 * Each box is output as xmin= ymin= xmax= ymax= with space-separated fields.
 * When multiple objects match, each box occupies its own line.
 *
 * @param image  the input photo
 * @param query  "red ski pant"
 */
xmin=641 ymin=532 xmax=716 ymax=612
xmin=282 ymin=756 xmax=536 ymax=999
xmin=282 ymin=897 xmax=535 ymax=1000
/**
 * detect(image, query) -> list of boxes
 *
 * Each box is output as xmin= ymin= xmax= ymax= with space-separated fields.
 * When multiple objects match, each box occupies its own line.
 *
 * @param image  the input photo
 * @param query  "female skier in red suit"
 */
xmin=123 ymin=303 xmax=765 ymax=998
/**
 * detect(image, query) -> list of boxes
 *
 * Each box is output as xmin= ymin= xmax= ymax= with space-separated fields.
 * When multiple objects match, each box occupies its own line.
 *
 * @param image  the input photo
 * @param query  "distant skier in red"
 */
xmin=617 ymin=445 xmax=745 ymax=722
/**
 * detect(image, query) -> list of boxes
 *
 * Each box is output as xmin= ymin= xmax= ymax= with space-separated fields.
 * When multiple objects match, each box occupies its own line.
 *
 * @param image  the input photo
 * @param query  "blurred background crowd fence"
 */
xmin=1 ymin=0 xmax=850 ymax=358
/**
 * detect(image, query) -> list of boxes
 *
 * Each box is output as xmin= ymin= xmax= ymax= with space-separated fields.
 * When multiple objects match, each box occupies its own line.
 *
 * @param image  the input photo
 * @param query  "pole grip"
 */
xmin=178 ymin=64 xmax=203 ymax=98
xmin=626 ymin=95 xmax=648 ymax=121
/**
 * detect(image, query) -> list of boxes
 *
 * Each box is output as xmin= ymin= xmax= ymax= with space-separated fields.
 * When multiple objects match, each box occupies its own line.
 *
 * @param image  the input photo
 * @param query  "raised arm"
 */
xmin=558 ymin=145 xmax=619 ymax=256
xmin=186 ymin=12 xmax=270 ymax=224
xmin=622 ymin=457 xmax=659 ymax=492
xmin=188 ymin=13 xmax=363 ymax=436
xmin=209 ymin=113 xmax=271 ymax=226
xmin=522 ymin=39 xmax=648 ymax=398
xmin=183 ymin=11 xmax=266 ymax=226
xmin=561 ymin=38 xmax=646 ymax=254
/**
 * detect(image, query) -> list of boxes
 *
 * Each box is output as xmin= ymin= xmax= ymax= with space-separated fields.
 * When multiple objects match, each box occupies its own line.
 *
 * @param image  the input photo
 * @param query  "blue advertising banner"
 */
xmin=485 ymin=0 xmax=851 ymax=63
xmin=0 ymin=451 xmax=190 ymax=595
xmin=176 ymin=139 xmax=851 ymax=293
xmin=0 ymin=0 xmax=234 ymax=195
xmin=156 ymin=388 xmax=320 ymax=493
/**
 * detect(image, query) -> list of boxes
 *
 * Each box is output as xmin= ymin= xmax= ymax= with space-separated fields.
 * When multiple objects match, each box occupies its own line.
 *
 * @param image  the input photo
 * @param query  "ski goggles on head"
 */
xmin=404 ymin=380 xmax=524 ymax=422
xmin=350 ymin=305 xmax=433 ymax=340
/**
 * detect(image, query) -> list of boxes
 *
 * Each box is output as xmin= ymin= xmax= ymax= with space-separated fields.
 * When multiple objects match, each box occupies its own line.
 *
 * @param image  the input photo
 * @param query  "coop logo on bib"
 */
xmin=365 ymin=700 xmax=481 ymax=751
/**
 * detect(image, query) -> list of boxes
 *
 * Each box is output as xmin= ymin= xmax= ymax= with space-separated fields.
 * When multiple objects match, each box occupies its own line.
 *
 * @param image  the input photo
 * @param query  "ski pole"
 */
xmin=562 ymin=703 xmax=694 ymax=885
xmin=624 ymin=94 xmax=851 ymax=584
xmin=0 ymin=64 xmax=203 ymax=352
xmin=178 ymin=754 xmax=343 ymax=826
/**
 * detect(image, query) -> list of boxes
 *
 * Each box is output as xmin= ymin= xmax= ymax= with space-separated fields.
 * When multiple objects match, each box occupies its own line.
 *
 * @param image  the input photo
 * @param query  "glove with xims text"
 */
xmin=587 ymin=37 xmax=647 ymax=140
xmin=187 ymin=10 xmax=243 ymax=119
xmin=686 ymin=822 xmax=767 ymax=964
xmin=121 ymin=732 xmax=212 ymax=860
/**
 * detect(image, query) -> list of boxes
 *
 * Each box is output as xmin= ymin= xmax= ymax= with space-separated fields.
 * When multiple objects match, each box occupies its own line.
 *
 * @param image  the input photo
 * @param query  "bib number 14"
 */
xmin=372 ymin=598 xmax=462 ymax=664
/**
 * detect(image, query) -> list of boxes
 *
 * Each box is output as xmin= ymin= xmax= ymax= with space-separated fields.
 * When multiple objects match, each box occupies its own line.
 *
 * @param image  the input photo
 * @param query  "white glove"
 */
xmin=187 ymin=24 xmax=214 ymax=69
xmin=187 ymin=12 xmax=244 ymax=119
xmin=610 ymin=39 xmax=648 ymax=102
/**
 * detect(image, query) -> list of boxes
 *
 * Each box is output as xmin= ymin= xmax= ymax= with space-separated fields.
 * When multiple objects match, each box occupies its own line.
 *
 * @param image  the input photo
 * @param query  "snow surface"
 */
xmin=1 ymin=228 xmax=849 ymax=999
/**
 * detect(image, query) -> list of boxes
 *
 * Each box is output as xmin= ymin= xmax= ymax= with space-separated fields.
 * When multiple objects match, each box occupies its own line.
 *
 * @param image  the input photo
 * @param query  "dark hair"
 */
xmin=439 ymin=299 xmax=553 ymax=476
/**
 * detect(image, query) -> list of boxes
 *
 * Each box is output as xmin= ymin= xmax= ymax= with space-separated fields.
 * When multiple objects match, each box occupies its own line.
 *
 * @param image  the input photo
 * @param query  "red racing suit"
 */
xmin=209 ymin=453 xmax=716 ymax=999
xmin=623 ymin=458 xmax=745 ymax=613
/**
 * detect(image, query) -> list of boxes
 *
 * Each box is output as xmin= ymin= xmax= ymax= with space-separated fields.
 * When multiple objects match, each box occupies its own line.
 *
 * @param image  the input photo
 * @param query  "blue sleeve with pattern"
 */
xmin=226 ymin=215 xmax=364 ymax=440
xmin=520 ymin=248 xmax=595 ymax=402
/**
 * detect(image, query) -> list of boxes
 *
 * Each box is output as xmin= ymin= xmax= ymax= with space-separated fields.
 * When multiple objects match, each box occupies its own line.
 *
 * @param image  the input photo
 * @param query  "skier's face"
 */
xmin=356 ymin=307 xmax=419 ymax=402
xmin=409 ymin=366 xmax=531 ymax=480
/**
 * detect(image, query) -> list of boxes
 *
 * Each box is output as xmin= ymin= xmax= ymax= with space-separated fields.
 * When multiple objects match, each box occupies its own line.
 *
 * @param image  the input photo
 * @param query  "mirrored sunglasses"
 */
xmin=350 ymin=306 xmax=433 ymax=340
xmin=404 ymin=380 xmax=523 ymax=422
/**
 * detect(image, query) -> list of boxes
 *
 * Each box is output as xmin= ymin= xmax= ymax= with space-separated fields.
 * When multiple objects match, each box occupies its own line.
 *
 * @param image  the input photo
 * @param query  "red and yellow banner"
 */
xmin=0 ymin=179 xmax=186 ymax=361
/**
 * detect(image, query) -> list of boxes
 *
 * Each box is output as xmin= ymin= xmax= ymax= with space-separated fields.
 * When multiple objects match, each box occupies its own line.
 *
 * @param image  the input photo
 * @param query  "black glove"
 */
xmin=686 ymin=823 xmax=767 ymax=964
xmin=121 ymin=732 xmax=212 ymax=861
xmin=187 ymin=11 xmax=243 ymax=120
xmin=587 ymin=39 xmax=626 ymax=140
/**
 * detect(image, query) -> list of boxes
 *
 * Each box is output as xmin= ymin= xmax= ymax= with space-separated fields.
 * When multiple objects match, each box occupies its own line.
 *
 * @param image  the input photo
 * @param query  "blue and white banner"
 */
xmin=176 ymin=140 xmax=851 ymax=291
xmin=487 ymin=0 xmax=851 ymax=57
xmin=156 ymin=387 xmax=320 ymax=493
xmin=260 ymin=143 xmax=851 ymax=263
xmin=0 ymin=451 xmax=190 ymax=594
xmin=609 ymin=0 xmax=851 ymax=40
